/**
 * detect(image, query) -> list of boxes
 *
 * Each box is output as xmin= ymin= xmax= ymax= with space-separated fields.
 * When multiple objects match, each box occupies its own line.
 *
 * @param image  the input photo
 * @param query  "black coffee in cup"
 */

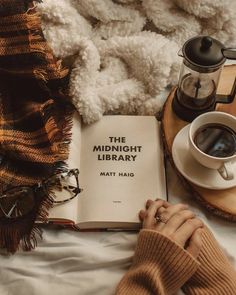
xmin=194 ymin=123 xmax=236 ymax=158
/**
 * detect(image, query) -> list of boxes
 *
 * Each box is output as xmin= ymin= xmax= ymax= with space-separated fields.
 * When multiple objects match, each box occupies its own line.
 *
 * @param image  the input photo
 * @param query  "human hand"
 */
xmin=139 ymin=199 xmax=204 ymax=258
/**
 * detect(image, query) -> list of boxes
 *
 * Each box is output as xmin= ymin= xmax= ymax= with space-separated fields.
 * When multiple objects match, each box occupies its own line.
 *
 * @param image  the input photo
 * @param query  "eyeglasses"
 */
xmin=0 ymin=168 xmax=82 ymax=220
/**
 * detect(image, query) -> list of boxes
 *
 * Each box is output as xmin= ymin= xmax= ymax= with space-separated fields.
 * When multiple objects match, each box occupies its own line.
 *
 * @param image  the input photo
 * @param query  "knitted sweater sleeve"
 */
xmin=115 ymin=229 xmax=200 ymax=295
xmin=182 ymin=226 xmax=236 ymax=295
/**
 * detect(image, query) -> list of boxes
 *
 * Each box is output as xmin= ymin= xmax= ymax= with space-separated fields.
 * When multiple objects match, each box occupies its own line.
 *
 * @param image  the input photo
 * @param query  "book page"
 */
xmin=77 ymin=115 xmax=166 ymax=226
xmin=48 ymin=112 xmax=82 ymax=222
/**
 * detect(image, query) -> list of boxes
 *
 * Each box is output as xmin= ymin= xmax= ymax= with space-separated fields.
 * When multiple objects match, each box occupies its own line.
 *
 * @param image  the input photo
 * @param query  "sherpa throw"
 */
xmin=0 ymin=0 xmax=73 ymax=253
xmin=38 ymin=0 xmax=236 ymax=124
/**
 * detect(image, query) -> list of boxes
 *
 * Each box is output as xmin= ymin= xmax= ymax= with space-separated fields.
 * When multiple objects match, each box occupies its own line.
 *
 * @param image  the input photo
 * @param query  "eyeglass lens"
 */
xmin=0 ymin=187 xmax=35 ymax=219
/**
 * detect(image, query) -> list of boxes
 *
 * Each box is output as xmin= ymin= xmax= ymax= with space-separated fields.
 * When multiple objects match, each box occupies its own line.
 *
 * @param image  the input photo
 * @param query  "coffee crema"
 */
xmin=193 ymin=123 xmax=236 ymax=158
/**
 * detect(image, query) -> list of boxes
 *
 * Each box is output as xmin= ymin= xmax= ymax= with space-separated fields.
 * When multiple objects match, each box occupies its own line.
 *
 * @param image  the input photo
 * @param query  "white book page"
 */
xmin=48 ymin=112 xmax=82 ymax=222
xmin=77 ymin=115 xmax=166 ymax=225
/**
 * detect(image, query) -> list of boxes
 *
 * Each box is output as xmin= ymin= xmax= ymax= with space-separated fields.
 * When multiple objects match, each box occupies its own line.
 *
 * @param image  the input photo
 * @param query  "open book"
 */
xmin=47 ymin=114 xmax=167 ymax=230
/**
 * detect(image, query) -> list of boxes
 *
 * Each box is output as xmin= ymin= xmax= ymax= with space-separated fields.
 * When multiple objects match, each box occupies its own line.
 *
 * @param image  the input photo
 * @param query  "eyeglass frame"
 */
xmin=0 ymin=168 xmax=83 ymax=219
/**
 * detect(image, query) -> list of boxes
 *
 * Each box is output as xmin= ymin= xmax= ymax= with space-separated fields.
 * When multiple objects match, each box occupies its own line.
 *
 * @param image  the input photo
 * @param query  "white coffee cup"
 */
xmin=188 ymin=111 xmax=236 ymax=180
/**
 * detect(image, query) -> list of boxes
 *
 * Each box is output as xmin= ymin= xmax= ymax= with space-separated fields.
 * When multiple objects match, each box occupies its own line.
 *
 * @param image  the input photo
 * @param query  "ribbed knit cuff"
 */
xmin=182 ymin=227 xmax=236 ymax=295
xmin=133 ymin=229 xmax=200 ymax=294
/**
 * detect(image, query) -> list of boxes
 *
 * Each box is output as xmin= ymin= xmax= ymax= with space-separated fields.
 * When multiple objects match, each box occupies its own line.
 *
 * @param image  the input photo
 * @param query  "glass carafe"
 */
xmin=172 ymin=36 xmax=236 ymax=122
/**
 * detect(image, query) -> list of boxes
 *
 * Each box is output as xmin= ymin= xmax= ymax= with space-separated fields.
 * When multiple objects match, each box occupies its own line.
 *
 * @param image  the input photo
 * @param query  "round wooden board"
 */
xmin=162 ymin=64 xmax=236 ymax=221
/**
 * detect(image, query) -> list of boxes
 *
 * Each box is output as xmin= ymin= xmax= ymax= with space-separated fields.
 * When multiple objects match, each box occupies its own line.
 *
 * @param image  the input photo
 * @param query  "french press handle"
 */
xmin=215 ymin=76 xmax=236 ymax=104
xmin=216 ymin=48 xmax=236 ymax=103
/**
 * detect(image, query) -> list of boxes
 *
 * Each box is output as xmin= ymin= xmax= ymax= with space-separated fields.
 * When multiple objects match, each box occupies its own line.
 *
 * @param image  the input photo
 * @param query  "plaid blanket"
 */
xmin=0 ymin=0 xmax=73 ymax=253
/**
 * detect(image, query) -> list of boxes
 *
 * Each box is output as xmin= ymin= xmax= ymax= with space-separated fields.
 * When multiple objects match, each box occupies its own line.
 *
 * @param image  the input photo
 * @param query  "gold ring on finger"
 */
xmin=155 ymin=215 xmax=167 ymax=224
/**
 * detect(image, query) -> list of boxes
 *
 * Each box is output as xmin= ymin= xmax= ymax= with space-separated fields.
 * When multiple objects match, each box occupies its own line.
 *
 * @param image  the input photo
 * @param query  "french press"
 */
xmin=172 ymin=35 xmax=236 ymax=122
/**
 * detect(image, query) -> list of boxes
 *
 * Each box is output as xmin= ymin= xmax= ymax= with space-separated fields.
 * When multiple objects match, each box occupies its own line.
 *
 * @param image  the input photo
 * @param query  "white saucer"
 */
xmin=172 ymin=125 xmax=236 ymax=190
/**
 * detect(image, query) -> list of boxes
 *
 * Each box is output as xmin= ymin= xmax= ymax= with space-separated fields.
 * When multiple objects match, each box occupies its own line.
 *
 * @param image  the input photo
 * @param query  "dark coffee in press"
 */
xmin=177 ymin=74 xmax=217 ymax=110
xmin=194 ymin=123 xmax=236 ymax=158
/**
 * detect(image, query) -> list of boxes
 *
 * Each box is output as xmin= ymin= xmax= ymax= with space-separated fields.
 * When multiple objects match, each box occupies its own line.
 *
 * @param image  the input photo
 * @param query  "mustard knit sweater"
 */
xmin=116 ymin=227 xmax=236 ymax=295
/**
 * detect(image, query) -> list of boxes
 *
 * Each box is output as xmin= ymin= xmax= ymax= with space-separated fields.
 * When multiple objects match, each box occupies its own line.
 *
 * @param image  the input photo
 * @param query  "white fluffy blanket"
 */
xmin=38 ymin=0 xmax=236 ymax=123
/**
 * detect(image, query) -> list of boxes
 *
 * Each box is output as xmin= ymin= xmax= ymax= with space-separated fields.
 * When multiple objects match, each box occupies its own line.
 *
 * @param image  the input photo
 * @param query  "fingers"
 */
xmin=157 ymin=207 xmax=166 ymax=215
xmin=186 ymin=228 xmax=203 ymax=258
xmin=140 ymin=200 xmax=188 ymax=226
xmin=139 ymin=199 xmax=204 ymax=256
xmin=142 ymin=199 xmax=166 ymax=229
xmin=162 ymin=209 xmax=196 ymax=235
xmin=139 ymin=199 xmax=168 ymax=221
xmin=159 ymin=203 xmax=189 ymax=223
xmin=139 ymin=209 xmax=146 ymax=220
xmin=146 ymin=199 xmax=171 ymax=210
xmin=173 ymin=218 xmax=204 ymax=247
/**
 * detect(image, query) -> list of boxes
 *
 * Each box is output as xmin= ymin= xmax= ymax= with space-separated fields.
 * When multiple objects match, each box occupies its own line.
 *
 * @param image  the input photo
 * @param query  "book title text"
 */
xmin=93 ymin=137 xmax=142 ymax=161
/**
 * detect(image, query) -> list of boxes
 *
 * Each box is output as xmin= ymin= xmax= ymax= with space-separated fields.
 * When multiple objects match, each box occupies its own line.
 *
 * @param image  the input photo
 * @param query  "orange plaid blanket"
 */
xmin=0 ymin=0 xmax=73 ymax=253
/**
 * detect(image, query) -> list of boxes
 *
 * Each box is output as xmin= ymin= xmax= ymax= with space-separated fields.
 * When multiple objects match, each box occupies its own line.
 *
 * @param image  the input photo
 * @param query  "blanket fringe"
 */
xmin=0 ymin=186 xmax=54 ymax=253
xmin=33 ymin=68 xmax=48 ymax=82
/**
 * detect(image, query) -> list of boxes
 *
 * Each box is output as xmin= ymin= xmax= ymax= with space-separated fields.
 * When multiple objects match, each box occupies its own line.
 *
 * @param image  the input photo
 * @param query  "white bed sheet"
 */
xmin=0 ymin=162 xmax=235 ymax=295
xmin=0 ymin=97 xmax=235 ymax=295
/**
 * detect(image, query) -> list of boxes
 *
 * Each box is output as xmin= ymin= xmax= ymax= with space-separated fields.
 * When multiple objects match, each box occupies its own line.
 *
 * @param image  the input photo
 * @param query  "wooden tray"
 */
xmin=161 ymin=65 xmax=236 ymax=221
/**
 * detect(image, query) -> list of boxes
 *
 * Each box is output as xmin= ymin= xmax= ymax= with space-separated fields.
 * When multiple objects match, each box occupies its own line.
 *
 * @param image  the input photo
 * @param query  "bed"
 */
xmin=0 ymin=117 xmax=235 ymax=295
